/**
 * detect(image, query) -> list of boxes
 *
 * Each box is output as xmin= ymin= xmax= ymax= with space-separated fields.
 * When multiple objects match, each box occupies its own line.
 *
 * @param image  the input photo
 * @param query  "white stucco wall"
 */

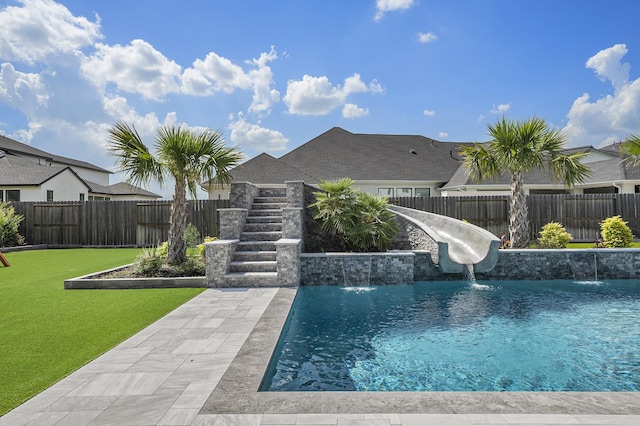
xmin=0 ymin=170 xmax=88 ymax=202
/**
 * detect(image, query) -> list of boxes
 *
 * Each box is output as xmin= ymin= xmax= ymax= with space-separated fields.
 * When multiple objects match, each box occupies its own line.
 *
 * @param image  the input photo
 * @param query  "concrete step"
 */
xmin=233 ymin=250 xmax=277 ymax=262
xmin=237 ymin=241 xmax=276 ymax=251
xmin=259 ymin=188 xmax=286 ymax=198
xmin=251 ymin=202 xmax=286 ymax=210
xmin=229 ymin=260 xmax=277 ymax=273
xmin=249 ymin=209 xmax=284 ymax=217
xmin=246 ymin=215 xmax=282 ymax=223
xmin=223 ymin=272 xmax=281 ymax=287
xmin=243 ymin=222 xmax=282 ymax=232
xmin=241 ymin=231 xmax=282 ymax=241
xmin=253 ymin=196 xmax=286 ymax=204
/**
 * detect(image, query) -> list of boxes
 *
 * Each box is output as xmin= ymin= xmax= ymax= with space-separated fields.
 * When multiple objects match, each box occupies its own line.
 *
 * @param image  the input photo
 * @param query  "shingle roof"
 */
xmin=0 ymin=134 xmax=111 ymax=174
xmin=230 ymin=153 xmax=320 ymax=184
xmin=82 ymin=180 xmax=160 ymax=197
xmin=0 ymin=153 xmax=80 ymax=186
xmin=279 ymin=127 xmax=469 ymax=181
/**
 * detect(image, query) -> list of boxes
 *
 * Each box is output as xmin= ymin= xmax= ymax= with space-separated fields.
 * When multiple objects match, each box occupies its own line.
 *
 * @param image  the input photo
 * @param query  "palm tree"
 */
xmin=460 ymin=117 xmax=591 ymax=249
xmin=620 ymin=134 xmax=640 ymax=164
xmin=108 ymin=121 xmax=242 ymax=263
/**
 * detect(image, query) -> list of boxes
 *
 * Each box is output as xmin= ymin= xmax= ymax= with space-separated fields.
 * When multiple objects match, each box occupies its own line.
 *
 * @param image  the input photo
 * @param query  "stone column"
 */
xmin=229 ymin=182 xmax=259 ymax=209
xmin=206 ymin=239 xmax=238 ymax=287
xmin=275 ymin=238 xmax=301 ymax=287
xmin=282 ymin=207 xmax=303 ymax=239
xmin=285 ymin=181 xmax=305 ymax=208
xmin=218 ymin=208 xmax=247 ymax=240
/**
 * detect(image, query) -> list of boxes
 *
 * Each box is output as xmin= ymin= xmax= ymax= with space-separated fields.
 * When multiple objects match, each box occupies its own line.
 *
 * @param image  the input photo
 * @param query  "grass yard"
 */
xmin=0 ymin=248 xmax=204 ymax=416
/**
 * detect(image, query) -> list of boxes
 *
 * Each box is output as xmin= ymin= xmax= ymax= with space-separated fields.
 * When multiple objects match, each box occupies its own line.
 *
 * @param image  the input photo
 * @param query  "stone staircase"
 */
xmin=224 ymin=188 xmax=287 ymax=286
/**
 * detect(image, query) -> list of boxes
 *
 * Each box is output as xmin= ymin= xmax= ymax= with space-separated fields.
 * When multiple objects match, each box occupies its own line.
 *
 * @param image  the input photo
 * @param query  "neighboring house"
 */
xmin=0 ymin=134 xmax=160 ymax=202
xmin=203 ymin=127 xmax=640 ymax=199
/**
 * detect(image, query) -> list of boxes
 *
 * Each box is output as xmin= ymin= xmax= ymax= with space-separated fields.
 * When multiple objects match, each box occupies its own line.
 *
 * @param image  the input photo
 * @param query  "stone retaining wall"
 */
xmin=301 ymin=249 xmax=640 ymax=285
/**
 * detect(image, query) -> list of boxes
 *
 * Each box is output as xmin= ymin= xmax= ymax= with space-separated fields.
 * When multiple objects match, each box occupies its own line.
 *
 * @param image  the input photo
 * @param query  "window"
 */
xmin=415 ymin=188 xmax=431 ymax=198
xmin=47 ymin=190 xmax=54 ymax=202
xmin=79 ymin=193 xmax=85 ymax=201
xmin=396 ymin=188 xmax=412 ymax=197
xmin=6 ymin=190 xmax=20 ymax=202
xmin=0 ymin=190 xmax=3 ymax=202
xmin=377 ymin=188 xmax=394 ymax=197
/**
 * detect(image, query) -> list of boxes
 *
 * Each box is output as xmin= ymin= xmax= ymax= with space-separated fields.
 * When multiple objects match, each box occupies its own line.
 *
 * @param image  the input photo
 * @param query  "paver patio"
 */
xmin=1 ymin=287 xmax=639 ymax=426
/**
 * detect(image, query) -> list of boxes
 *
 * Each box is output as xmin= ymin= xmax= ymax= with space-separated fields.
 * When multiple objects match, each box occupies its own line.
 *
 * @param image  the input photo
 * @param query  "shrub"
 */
xmin=132 ymin=247 xmax=164 ymax=276
xmin=309 ymin=178 xmax=399 ymax=252
xmin=601 ymin=215 xmax=633 ymax=248
xmin=0 ymin=202 xmax=25 ymax=247
xmin=197 ymin=236 xmax=218 ymax=258
xmin=175 ymin=256 xmax=205 ymax=276
xmin=538 ymin=222 xmax=572 ymax=249
xmin=185 ymin=223 xmax=201 ymax=248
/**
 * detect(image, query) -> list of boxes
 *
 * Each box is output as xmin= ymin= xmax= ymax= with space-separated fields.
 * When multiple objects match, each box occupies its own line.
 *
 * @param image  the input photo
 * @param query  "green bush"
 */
xmin=601 ymin=215 xmax=633 ymax=248
xmin=197 ymin=236 xmax=218 ymax=258
xmin=0 ymin=202 xmax=25 ymax=247
xmin=185 ymin=223 xmax=201 ymax=248
xmin=175 ymin=256 xmax=205 ymax=276
xmin=309 ymin=178 xmax=399 ymax=252
xmin=132 ymin=246 xmax=164 ymax=276
xmin=538 ymin=222 xmax=572 ymax=249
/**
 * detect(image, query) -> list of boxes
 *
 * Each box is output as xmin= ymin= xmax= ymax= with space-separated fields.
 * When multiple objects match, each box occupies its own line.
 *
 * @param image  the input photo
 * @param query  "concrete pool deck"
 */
xmin=1 ymin=287 xmax=640 ymax=426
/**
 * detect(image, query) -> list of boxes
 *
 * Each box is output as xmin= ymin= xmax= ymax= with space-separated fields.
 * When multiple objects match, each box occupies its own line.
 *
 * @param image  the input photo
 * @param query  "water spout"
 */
xmin=464 ymin=264 xmax=477 ymax=284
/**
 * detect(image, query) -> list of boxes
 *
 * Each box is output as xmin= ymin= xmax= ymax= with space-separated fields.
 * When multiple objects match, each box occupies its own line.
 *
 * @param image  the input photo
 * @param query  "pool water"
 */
xmin=261 ymin=280 xmax=640 ymax=392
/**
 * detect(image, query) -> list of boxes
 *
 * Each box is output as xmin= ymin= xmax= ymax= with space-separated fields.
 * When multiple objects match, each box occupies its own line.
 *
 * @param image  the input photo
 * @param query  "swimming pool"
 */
xmin=261 ymin=280 xmax=640 ymax=392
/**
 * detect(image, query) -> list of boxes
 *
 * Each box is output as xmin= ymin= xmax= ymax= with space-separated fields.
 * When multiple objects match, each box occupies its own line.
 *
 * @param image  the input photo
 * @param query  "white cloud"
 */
xmin=0 ymin=0 xmax=102 ymax=65
xmin=227 ymin=113 xmax=288 ymax=152
xmin=423 ymin=109 xmax=436 ymax=116
xmin=585 ymin=43 xmax=630 ymax=91
xmin=563 ymin=44 xmax=640 ymax=147
xmin=418 ymin=32 xmax=438 ymax=43
xmin=375 ymin=0 xmax=415 ymax=21
xmin=438 ymin=132 xmax=448 ymax=139
xmin=182 ymin=47 xmax=280 ymax=114
xmin=284 ymin=73 xmax=377 ymax=116
xmin=491 ymin=103 xmax=510 ymax=114
xmin=81 ymin=39 xmax=181 ymax=101
xmin=342 ymin=103 xmax=369 ymax=118
xmin=0 ymin=62 xmax=49 ymax=112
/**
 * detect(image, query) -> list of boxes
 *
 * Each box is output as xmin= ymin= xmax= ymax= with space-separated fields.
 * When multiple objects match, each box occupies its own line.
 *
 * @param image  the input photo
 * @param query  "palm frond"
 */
xmin=107 ymin=121 xmax=163 ymax=187
xmin=621 ymin=134 xmax=640 ymax=165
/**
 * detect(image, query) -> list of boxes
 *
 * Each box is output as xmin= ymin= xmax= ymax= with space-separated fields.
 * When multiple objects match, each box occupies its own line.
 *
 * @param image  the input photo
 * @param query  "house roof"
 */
xmin=441 ymin=150 xmax=640 ymax=190
xmin=86 ymin=181 xmax=161 ymax=198
xmin=0 ymin=153 xmax=85 ymax=186
xmin=0 ymin=134 xmax=111 ymax=174
xmin=229 ymin=153 xmax=319 ymax=184
xmin=279 ymin=127 xmax=469 ymax=182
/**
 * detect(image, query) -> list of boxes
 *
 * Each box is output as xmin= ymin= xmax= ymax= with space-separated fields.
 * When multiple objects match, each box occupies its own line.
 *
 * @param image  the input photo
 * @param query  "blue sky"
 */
xmin=1 ymin=0 xmax=640 ymax=198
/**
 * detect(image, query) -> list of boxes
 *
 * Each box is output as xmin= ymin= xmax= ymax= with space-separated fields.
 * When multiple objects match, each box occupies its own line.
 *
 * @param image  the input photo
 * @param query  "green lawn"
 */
xmin=0 ymin=248 xmax=204 ymax=416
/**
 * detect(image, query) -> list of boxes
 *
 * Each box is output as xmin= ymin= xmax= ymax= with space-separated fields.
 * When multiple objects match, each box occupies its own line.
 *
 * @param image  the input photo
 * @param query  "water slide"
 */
xmin=389 ymin=205 xmax=500 ymax=274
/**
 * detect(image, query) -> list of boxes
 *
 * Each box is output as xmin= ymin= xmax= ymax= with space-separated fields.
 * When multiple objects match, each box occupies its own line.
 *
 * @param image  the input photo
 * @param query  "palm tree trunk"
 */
xmin=168 ymin=179 xmax=188 ymax=263
xmin=509 ymin=171 xmax=529 ymax=249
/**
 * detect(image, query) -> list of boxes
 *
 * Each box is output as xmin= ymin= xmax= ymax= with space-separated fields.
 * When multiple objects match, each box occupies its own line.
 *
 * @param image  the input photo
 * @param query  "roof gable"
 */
xmin=230 ymin=153 xmax=319 ymax=184
xmin=279 ymin=127 xmax=470 ymax=182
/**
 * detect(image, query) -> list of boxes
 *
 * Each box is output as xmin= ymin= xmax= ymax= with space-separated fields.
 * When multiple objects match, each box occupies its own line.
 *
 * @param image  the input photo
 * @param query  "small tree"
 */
xmin=0 ymin=202 xmax=25 ymax=247
xmin=309 ymin=178 xmax=399 ymax=252
xmin=538 ymin=222 xmax=572 ymax=249
xmin=601 ymin=216 xmax=633 ymax=248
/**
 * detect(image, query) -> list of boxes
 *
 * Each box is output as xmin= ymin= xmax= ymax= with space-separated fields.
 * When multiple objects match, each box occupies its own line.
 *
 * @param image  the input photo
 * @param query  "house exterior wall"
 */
xmin=352 ymin=180 xmax=442 ymax=198
xmin=60 ymin=165 xmax=110 ymax=186
xmin=0 ymin=170 xmax=87 ymax=201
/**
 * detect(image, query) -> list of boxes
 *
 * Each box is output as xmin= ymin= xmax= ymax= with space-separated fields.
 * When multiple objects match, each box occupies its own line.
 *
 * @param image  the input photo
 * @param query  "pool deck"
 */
xmin=2 ymin=287 xmax=640 ymax=426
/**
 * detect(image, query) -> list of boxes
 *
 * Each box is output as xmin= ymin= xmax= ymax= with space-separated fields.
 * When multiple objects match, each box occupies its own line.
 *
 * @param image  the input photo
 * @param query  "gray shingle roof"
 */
xmin=230 ymin=153 xmax=320 ymax=184
xmin=279 ymin=127 xmax=469 ymax=181
xmin=0 ymin=134 xmax=111 ymax=174
xmin=0 ymin=153 xmax=80 ymax=186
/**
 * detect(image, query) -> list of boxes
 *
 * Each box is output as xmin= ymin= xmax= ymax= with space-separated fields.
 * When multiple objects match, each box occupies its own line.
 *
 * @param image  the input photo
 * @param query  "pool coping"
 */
xmin=201 ymin=286 xmax=640 ymax=415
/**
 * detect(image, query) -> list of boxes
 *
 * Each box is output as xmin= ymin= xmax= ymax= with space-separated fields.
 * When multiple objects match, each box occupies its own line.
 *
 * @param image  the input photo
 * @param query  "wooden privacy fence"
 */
xmin=391 ymin=193 xmax=640 ymax=242
xmin=11 ymin=199 xmax=230 ymax=247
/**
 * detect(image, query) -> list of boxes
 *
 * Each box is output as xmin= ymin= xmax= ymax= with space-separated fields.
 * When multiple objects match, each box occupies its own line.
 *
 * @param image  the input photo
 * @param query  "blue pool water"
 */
xmin=261 ymin=280 xmax=640 ymax=392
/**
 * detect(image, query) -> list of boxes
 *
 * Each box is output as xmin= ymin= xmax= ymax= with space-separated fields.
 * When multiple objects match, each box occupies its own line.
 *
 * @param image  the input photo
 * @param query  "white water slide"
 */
xmin=389 ymin=205 xmax=500 ymax=274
